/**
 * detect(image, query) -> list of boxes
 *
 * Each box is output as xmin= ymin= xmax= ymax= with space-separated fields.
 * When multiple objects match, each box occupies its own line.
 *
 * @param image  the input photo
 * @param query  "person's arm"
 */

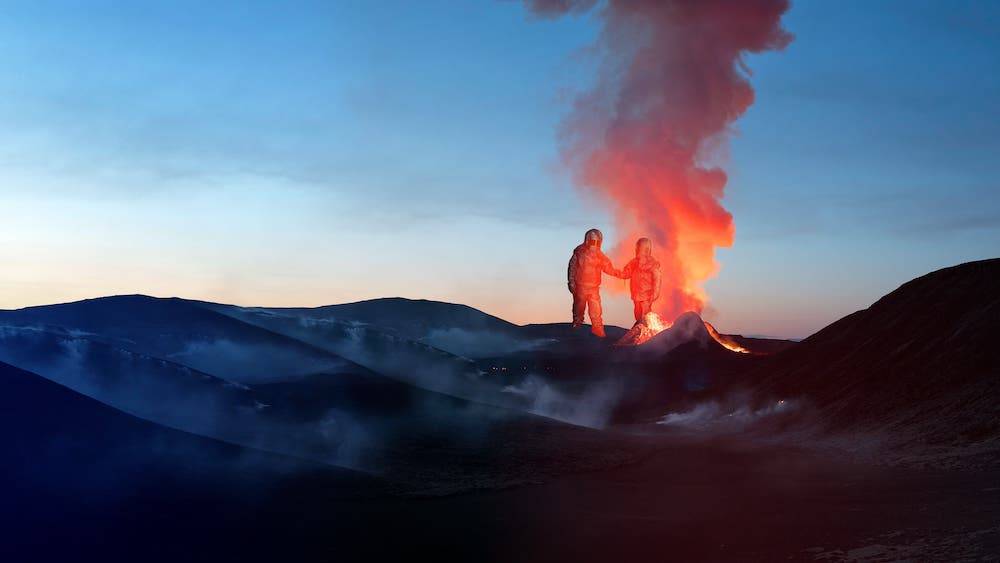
xmin=601 ymin=254 xmax=623 ymax=278
xmin=620 ymin=259 xmax=635 ymax=280
xmin=567 ymin=251 xmax=579 ymax=293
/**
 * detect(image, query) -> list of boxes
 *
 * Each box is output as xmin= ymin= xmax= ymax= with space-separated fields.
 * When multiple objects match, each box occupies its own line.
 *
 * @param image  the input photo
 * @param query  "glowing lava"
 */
xmin=615 ymin=312 xmax=670 ymax=346
xmin=703 ymin=321 xmax=752 ymax=354
xmin=643 ymin=312 xmax=669 ymax=334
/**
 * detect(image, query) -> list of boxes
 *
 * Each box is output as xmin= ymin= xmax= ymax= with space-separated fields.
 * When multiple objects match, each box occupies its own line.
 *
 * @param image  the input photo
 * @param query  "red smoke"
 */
xmin=526 ymin=0 xmax=792 ymax=317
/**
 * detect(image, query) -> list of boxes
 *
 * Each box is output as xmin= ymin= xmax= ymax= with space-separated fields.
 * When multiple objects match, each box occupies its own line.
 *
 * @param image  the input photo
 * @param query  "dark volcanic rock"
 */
xmin=753 ymin=258 xmax=1000 ymax=444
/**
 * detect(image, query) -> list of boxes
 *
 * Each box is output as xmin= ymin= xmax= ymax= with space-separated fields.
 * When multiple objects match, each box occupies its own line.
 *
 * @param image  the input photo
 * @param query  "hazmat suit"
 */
xmin=621 ymin=237 xmax=662 ymax=322
xmin=567 ymin=228 xmax=622 ymax=337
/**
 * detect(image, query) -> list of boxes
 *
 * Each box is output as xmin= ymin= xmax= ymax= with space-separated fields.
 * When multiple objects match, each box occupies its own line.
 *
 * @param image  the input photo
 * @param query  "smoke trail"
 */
xmin=525 ymin=0 xmax=792 ymax=316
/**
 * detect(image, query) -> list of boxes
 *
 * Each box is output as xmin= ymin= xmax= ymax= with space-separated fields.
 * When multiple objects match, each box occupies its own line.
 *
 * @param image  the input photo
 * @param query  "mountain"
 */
xmin=275 ymin=297 xmax=520 ymax=339
xmin=753 ymin=258 xmax=1000 ymax=445
xmin=264 ymin=297 xmax=533 ymax=358
xmin=0 ymin=324 xmax=380 ymax=467
xmin=471 ymin=313 xmax=780 ymax=426
xmin=205 ymin=302 xmax=642 ymax=426
xmin=0 ymin=360 xmax=399 ymax=562
xmin=5 ymin=264 xmax=999 ymax=559
xmin=0 ymin=297 xmax=651 ymax=490
xmin=0 ymin=295 xmax=353 ymax=382
xmin=203 ymin=302 xmax=487 ymax=393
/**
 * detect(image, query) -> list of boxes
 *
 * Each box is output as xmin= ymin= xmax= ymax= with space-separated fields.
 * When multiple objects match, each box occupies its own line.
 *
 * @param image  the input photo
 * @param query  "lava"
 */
xmin=615 ymin=312 xmax=670 ymax=346
xmin=643 ymin=312 xmax=669 ymax=334
xmin=703 ymin=321 xmax=752 ymax=354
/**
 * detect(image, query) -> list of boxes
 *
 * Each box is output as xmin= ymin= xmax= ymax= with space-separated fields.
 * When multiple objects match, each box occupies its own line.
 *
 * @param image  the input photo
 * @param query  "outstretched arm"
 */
xmin=619 ymin=259 xmax=635 ymax=280
xmin=602 ymin=255 xmax=623 ymax=279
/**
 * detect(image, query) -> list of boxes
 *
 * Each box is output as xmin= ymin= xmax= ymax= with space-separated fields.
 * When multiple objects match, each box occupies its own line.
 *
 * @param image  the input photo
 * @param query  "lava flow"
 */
xmin=704 ymin=321 xmax=752 ymax=354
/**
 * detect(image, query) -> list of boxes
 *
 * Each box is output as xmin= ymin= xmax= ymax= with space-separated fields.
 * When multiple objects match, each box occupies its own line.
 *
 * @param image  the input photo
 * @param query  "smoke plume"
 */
xmin=526 ymin=0 xmax=792 ymax=316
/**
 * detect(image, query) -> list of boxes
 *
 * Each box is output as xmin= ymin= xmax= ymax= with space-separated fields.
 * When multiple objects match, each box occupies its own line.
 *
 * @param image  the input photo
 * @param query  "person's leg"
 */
xmin=633 ymin=300 xmax=643 ymax=322
xmin=572 ymin=291 xmax=585 ymax=328
xmin=588 ymin=290 xmax=605 ymax=337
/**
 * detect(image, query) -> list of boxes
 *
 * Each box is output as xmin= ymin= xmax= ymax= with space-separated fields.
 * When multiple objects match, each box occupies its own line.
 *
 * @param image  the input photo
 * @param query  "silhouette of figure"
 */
xmin=567 ymin=228 xmax=622 ymax=337
xmin=621 ymin=237 xmax=662 ymax=323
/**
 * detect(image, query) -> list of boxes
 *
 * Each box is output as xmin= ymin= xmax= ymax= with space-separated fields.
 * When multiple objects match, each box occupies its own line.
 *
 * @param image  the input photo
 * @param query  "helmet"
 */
xmin=584 ymin=228 xmax=603 ymax=247
xmin=635 ymin=237 xmax=652 ymax=257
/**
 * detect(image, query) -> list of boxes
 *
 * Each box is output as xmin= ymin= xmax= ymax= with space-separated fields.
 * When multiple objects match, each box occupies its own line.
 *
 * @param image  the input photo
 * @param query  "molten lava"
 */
xmin=704 ymin=321 xmax=752 ymax=354
xmin=615 ymin=312 xmax=670 ymax=346
xmin=643 ymin=312 xmax=669 ymax=334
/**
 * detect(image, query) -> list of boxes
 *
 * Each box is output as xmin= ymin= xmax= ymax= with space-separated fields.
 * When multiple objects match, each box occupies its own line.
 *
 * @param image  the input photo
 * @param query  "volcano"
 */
xmin=753 ymin=258 xmax=1000 ymax=446
xmin=615 ymin=310 xmax=780 ymax=355
xmin=2 ymin=259 xmax=999 ymax=560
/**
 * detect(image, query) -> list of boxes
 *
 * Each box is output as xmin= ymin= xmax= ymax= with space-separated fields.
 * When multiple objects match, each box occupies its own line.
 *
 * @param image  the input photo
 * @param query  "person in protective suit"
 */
xmin=567 ymin=228 xmax=622 ymax=337
xmin=620 ymin=237 xmax=662 ymax=323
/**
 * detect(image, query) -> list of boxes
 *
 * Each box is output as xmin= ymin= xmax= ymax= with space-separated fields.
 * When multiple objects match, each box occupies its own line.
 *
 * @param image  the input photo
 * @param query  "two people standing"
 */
xmin=567 ymin=228 xmax=661 ymax=337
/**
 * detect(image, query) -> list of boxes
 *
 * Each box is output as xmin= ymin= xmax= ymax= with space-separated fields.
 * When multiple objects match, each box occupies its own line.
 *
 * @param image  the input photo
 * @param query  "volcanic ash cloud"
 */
xmin=525 ymin=0 xmax=793 ymax=318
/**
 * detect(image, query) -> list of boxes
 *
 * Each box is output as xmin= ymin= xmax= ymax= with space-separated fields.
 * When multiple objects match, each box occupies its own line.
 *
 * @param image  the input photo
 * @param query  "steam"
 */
xmin=422 ymin=328 xmax=554 ymax=359
xmin=525 ymin=0 xmax=793 ymax=317
xmin=166 ymin=338 xmax=347 ymax=383
xmin=503 ymin=375 xmax=623 ymax=428
xmin=658 ymin=396 xmax=801 ymax=431
xmin=0 ymin=325 xmax=369 ymax=469
xmin=215 ymin=306 xmax=625 ymax=429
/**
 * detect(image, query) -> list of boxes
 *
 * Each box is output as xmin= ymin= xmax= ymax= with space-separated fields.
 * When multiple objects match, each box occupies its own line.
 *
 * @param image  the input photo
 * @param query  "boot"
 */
xmin=591 ymin=324 xmax=606 ymax=338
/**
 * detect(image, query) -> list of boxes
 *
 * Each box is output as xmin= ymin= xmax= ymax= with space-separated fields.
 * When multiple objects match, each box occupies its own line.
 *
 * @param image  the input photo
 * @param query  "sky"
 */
xmin=1 ymin=0 xmax=998 ymax=338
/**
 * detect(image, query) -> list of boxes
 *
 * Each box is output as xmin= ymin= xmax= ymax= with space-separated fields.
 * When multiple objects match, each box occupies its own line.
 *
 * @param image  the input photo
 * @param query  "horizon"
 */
xmin=5 ymin=253 xmax=993 ymax=340
xmin=3 ymin=1 xmax=999 ymax=339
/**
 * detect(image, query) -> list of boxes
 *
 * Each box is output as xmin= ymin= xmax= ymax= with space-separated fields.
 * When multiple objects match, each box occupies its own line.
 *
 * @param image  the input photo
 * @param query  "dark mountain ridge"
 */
xmin=0 ymin=295 xmax=356 ymax=382
xmin=753 ymin=258 xmax=1000 ymax=445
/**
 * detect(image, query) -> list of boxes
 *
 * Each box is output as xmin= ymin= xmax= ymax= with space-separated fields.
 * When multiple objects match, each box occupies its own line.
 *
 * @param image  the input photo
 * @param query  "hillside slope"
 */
xmin=754 ymin=259 xmax=1000 ymax=444
xmin=0 ymin=295 xmax=353 ymax=382
xmin=0 ymin=360 xmax=401 ymax=561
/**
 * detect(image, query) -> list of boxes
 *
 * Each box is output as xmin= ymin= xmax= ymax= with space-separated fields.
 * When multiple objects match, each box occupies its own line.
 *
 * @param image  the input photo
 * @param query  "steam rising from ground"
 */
xmin=658 ymin=396 xmax=801 ymax=431
xmin=525 ymin=0 xmax=792 ymax=317
xmin=219 ymin=307 xmax=620 ymax=429
xmin=0 ymin=326 xmax=369 ymax=468
xmin=503 ymin=375 xmax=623 ymax=428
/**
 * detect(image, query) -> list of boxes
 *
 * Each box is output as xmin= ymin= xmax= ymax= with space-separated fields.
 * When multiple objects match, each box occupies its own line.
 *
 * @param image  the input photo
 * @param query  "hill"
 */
xmin=753 ymin=259 xmax=1000 ymax=445
xmin=0 ymin=360 xmax=402 ymax=562
xmin=0 ymin=295 xmax=353 ymax=382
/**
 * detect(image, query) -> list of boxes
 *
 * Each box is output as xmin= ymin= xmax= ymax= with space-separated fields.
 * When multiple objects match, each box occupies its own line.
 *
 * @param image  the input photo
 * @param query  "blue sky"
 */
xmin=1 ymin=0 xmax=998 ymax=338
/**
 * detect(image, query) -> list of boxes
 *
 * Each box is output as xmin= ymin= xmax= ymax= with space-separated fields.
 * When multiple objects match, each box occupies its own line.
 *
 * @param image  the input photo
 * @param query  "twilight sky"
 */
xmin=1 ymin=0 xmax=998 ymax=338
